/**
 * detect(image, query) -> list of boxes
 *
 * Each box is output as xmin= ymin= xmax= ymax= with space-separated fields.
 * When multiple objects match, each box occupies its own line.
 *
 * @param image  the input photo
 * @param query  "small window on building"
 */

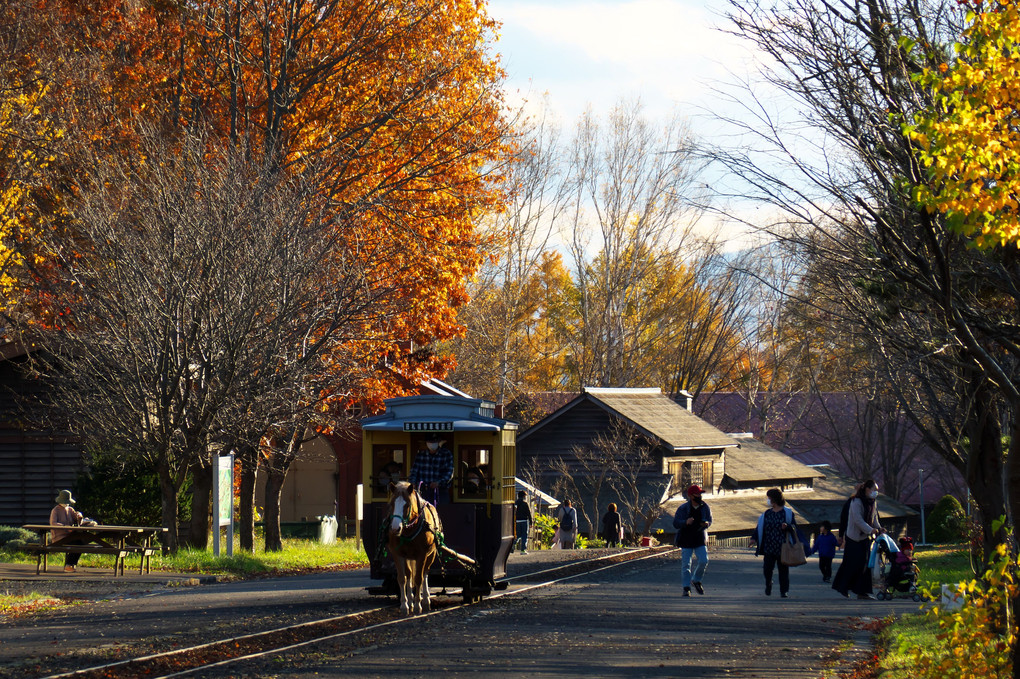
xmin=669 ymin=460 xmax=713 ymax=493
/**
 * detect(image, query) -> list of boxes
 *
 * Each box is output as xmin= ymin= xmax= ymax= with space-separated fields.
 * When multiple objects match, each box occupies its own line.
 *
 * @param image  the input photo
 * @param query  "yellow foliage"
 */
xmin=908 ymin=1 xmax=1020 ymax=248
xmin=0 ymin=80 xmax=62 ymax=312
xmin=911 ymin=543 xmax=1015 ymax=678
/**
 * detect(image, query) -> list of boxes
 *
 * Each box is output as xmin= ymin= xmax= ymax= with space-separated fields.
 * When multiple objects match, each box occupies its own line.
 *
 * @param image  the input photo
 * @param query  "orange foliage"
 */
xmin=13 ymin=0 xmax=510 ymax=408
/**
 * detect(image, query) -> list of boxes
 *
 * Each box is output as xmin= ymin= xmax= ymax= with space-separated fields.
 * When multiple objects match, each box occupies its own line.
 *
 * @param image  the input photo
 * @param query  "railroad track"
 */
xmin=41 ymin=547 xmax=675 ymax=679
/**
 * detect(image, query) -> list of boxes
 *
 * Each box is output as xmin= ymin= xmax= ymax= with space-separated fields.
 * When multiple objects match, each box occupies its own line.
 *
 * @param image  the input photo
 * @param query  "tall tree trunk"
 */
xmin=263 ymin=428 xmax=302 ymax=552
xmin=187 ymin=458 xmax=212 ymax=550
xmin=263 ymin=462 xmax=287 ymax=552
xmin=237 ymin=443 xmax=258 ymax=553
xmin=966 ymin=382 xmax=1009 ymax=563
xmin=157 ymin=461 xmax=179 ymax=553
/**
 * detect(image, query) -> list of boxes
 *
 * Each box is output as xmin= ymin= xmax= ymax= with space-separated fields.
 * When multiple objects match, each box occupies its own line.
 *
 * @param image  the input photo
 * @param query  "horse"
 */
xmin=386 ymin=480 xmax=441 ymax=615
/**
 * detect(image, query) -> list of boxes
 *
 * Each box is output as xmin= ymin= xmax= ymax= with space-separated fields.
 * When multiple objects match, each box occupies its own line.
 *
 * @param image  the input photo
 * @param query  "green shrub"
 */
xmin=2 ymin=539 xmax=28 ymax=553
xmin=0 ymin=525 xmax=35 ymax=548
xmin=533 ymin=514 xmax=557 ymax=548
xmin=75 ymin=447 xmax=191 ymax=527
xmin=928 ymin=495 xmax=966 ymax=543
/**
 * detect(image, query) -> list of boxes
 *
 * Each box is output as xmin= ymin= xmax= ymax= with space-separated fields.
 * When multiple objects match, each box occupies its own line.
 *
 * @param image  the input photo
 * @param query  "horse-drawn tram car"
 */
xmin=361 ymin=394 xmax=518 ymax=603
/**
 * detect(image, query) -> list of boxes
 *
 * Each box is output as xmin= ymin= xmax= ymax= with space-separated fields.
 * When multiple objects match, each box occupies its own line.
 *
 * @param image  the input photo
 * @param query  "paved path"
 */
xmin=0 ymin=548 xmax=921 ymax=678
xmin=219 ymin=548 xmax=916 ymax=679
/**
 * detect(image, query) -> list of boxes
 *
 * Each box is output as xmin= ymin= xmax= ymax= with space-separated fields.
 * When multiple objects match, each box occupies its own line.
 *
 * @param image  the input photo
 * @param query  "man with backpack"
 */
xmin=558 ymin=499 xmax=578 ymax=549
xmin=673 ymin=484 xmax=713 ymax=596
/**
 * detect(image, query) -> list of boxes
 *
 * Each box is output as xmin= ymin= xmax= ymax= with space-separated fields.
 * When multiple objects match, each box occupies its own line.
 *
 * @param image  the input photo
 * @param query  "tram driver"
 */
xmin=409 ymin=433 xmax=454 ymax=506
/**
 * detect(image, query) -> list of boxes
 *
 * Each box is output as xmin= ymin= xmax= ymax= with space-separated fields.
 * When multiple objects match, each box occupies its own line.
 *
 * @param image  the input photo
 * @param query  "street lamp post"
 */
xmin=919 ymin=468 xmax=927 ymax=545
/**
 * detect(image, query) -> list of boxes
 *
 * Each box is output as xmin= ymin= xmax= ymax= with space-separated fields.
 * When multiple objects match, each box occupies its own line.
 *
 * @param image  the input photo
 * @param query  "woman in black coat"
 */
xmin=602 ymin=503 xmax=622 ymax=547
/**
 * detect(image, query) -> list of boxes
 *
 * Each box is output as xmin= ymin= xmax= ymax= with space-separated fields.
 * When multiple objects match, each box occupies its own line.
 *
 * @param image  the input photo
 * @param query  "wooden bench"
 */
xmin=123 ymin=545 xmax=159 ymax=574
xmin=23 ymin=524 xmax=166 ymax=577
xmin=26 ymin=544 xmax=129 ymax=576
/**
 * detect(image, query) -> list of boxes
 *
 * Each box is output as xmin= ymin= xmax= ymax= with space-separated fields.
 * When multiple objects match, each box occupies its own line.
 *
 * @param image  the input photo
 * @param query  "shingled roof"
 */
xmin=523 ymin=387 xmax=737 ymax=452
xmin=723 ymin=434 xmax=823 ymax=485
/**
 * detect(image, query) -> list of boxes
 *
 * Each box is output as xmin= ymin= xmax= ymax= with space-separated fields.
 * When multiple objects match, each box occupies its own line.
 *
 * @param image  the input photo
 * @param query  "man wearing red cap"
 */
xmin=672 ymin=484 xmax=713 ymax=596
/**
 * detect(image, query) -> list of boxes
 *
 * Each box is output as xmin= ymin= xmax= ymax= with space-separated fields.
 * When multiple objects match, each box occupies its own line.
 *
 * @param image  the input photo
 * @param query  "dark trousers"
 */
xmin=55 ymin=536 xmax=88 ymax=567
xmin=762 ymin=554 xmax=790 ymax=594
xmin=832 ymin=537 xmax=872 ymax=596
xmin=818 ymin=555 xmax=834 ymax=581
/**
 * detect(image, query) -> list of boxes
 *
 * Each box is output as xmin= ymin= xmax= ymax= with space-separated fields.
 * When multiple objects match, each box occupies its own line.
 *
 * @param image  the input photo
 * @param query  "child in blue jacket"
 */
xmin=813 ymin=520 xmax=840 ymax=583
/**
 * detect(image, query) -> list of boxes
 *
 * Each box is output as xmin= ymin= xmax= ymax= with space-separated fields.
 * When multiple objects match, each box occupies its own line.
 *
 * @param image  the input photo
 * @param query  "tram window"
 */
xmin=373 ymin=445 xmax=405 ymax=493
xmin=458 ymin=446 xmax=491 ymax=496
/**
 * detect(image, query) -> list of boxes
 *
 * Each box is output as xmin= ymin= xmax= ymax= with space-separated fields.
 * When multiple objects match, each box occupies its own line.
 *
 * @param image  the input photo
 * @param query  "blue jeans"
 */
xmin=516 ymin=520 xmax=530 ymax=550
xmin=681 ymin=545 xmax=708 ymax=588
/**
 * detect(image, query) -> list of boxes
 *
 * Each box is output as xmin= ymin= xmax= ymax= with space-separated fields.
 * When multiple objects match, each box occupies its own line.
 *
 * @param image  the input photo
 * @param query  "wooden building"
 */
xmin=0 ymin=342 xmax=84 ymax=527
xmin=517 ymin=387 xmax=738 ymax=533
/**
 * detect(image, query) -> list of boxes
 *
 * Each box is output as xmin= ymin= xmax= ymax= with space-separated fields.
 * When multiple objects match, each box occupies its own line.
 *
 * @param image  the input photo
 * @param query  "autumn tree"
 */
xmin=10 ymin=0 xmax=511 ymax=551
xmin=909 ymin=0 xmax=1020 ymax=248
xmin=711 ymin=0 xmax=1020 ymax=563
xmin=446 ymin=107 xmax=573 ymax=403
xmin=562 ymin=101 xmax=713 ymax=389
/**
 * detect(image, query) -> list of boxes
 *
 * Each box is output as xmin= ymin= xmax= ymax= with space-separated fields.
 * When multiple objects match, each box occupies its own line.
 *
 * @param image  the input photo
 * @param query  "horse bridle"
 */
xmin=394 ymin=489 xmax=429 ymax=543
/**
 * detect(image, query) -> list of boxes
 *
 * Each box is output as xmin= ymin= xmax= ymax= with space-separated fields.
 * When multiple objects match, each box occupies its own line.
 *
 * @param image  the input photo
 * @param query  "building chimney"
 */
xmin=678 ymin=390 xmax=693 ymax=411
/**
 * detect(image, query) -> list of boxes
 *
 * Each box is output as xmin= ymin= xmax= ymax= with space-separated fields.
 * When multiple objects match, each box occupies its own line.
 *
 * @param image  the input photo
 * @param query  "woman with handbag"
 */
xmin=750 ymin=488 xmax=799 ymax=598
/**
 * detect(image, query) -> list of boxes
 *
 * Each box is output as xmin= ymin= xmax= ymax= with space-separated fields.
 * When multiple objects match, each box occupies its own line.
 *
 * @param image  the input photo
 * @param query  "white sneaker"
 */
xmin=521 ymin=550 xmax=528 ymax=555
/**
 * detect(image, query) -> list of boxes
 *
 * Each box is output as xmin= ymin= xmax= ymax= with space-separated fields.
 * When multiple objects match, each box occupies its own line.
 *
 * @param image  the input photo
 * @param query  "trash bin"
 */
xmin=317 ymin=515 xmax=338 ymax=545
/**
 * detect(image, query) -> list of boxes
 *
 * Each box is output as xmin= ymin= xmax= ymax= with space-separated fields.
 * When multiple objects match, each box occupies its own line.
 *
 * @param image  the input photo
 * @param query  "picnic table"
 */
xmin=22 ymin=524 xmax=167 ymax=576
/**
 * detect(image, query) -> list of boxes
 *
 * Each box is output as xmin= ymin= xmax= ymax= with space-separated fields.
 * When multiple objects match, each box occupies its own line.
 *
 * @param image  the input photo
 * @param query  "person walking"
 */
xmin=514 ymin=490 xmax=533 ymax=554
xmin=673 ymin=484 xmax=712 ymax=596
xmin=558 ymin=499 xmax=578 ymax=549
xmin=832 ymin=479 xmax=884 ymax=599
xmin=602 ymin=502 xmax=623 ymax=547
xmin=813 ymin=520 xmax=840 ymax=583
xmin=751 ymin=488 xmax=797 ymax=598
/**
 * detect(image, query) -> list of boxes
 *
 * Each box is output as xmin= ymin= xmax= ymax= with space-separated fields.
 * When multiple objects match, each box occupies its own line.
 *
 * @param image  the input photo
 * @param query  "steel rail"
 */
xmin=40 ymin=547 xmax=676 ymax=679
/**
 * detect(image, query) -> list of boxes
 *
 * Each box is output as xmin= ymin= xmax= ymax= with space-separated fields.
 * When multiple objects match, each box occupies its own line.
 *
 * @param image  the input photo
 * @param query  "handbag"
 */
xmin=781 ymin=530 xmax=807 ymax=567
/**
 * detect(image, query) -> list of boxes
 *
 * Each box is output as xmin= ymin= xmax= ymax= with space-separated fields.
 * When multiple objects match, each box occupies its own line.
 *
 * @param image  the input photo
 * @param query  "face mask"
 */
xmin=767 ymin=500 xmax=774 ymax=507
xmin=868 ymin=490 xmax=879 ymax=499
xmin=427 ymin=442 xmax=439 ymax=451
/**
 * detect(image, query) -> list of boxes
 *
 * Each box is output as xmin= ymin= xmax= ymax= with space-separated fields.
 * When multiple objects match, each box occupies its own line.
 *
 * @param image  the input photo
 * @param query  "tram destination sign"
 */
xmin=403 ymin=421 xmax=454 ymax=432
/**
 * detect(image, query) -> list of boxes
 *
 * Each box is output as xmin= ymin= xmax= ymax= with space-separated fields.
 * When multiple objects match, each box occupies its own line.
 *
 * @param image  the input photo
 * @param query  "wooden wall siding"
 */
xmin=0 ymin=434 xmax=84 ymax=526
xmin=519 ymin=400 xmax=662 ymax=472
xmin=0 ymin=350 xmax=85 ymax=527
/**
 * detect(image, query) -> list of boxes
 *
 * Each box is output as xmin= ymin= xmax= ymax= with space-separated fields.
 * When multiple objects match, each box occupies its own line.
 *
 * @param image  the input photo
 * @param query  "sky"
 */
xmin=488 ymin=0 xmax=757 ymax=127
xmin=486 ymin=0 xmax=773 ymax=249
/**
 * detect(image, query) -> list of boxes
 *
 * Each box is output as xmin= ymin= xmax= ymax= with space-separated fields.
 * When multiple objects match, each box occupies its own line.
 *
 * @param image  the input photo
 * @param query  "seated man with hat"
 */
xmin=50 ymin=490 xmax=86 ymax=572
xmin=409 ymin=433 xmax=454 ymax=505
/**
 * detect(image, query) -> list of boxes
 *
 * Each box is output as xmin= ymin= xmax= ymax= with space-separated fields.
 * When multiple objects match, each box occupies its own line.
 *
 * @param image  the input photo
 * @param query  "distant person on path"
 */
xmin=408 ymin=433 xmax=454 ymax=505
xmin=673 ymin=484 xmax=712 ymax=596
xmin=514 ymin=490 xmax=533 ymax=554
xmin=813 ymin=520 xmax=839 ymax=583
xmin=751 ymin=488 xmax=797 ymax=598
xmin=602 ymin=502 xmax=623 ymax=547
xmin=832 ymin=479 xmax=884 ymax=600
xmin=50 ymin=490 xmax=86 ymax=573
xmin=558 ymin=499 xmax=578 ymax=549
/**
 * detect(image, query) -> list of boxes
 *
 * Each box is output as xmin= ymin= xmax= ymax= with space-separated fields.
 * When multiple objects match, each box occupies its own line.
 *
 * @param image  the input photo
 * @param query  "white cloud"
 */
xmin=492 ymin=0 xmax=755 ymax=120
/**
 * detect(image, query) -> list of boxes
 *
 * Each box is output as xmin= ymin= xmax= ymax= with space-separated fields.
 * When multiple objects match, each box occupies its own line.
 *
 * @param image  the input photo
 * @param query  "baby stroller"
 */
xmin=871 ymin=535 xmax=921 ymax=601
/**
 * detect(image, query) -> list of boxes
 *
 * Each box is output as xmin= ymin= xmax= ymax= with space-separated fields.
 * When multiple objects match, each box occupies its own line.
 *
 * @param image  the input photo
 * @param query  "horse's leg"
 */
xmin=421 ymin=550 xmax=434 ymax=613
xmin=394 ymin=553 xmax=410 ymax=616
xmin=410 ymin=557 xmax=424 ymax=615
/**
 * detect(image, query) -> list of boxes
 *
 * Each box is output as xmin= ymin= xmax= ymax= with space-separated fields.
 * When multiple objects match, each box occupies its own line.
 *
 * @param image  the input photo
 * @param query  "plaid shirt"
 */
xmin=409 ymin=447 xmax=454 ymax=488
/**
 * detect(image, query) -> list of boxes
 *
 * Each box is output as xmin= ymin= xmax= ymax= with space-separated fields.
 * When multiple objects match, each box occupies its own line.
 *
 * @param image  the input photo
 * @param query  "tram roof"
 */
xmin=360 ymin=394 xmax=518 ymax=432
